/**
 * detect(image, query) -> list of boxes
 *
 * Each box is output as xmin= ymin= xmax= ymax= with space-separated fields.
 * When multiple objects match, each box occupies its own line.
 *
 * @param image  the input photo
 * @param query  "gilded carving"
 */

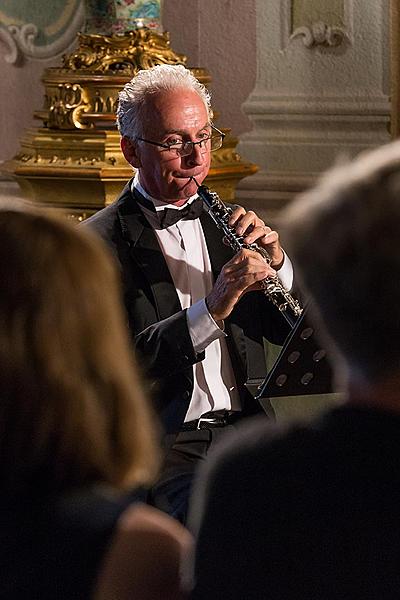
xmin=47 ymin=83 xmax=91 ymax=129
xmin=62 ymin=29 xmax=186 ymax=74
xmin=35 ymin=29 xmax=187 ymax=131
xmin=14 ymin=150 xmax=112 ymax=168
xmin=211 ymin=149 xmax=241 ymax=167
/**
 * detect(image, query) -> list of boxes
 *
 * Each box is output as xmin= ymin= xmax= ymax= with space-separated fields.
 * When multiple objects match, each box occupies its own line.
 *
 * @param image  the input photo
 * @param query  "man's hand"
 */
xmin=228 ymin=206 xmax=284 ymax=269
xmin=206 ymin=248 xmax=277 ymax=322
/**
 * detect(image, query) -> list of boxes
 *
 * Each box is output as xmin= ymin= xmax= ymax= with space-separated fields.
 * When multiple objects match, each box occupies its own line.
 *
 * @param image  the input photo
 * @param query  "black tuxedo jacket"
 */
xmin=85 ymin=182 xmax=291 ymax=434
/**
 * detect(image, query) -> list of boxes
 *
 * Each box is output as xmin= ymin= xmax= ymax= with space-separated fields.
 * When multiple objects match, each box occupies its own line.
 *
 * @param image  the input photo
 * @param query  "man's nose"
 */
xmin=185 ymin=142 xmax=205 ymax=167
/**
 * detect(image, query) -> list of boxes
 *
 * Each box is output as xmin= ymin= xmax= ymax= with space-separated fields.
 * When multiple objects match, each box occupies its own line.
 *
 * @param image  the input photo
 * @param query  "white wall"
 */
xmin=236 ymin=0 xmax=391 ymax=213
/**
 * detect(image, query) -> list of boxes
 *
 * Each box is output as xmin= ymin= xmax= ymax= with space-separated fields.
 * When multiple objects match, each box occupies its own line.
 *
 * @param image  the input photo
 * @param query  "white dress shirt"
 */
xmin=132 ymin=175 xmax=293 ymax=421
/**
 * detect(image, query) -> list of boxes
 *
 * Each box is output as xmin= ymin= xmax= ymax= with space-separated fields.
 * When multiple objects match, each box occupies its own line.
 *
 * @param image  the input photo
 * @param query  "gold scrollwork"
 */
xmin=62 ymin=29 xmax=187 ymax=75
xmin=211 ymin=149 xmax=241 ymax=166
xmin=48 ymin=83 xmax=91 ymax=129
xmin=38 ymin=28 xmax=187 ymax=130
xmin=92 ymin=91 xmax=118 ymax=115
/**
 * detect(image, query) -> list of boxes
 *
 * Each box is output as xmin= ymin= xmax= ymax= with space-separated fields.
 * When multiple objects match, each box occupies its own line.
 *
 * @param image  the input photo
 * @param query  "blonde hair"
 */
xmin=0 ymin=208 xmax=159 ymax=495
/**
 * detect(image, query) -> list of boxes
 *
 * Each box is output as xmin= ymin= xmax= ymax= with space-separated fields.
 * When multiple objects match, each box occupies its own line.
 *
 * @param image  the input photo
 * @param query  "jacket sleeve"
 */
xmin=134 ymin=310 xmax=205 ymax=379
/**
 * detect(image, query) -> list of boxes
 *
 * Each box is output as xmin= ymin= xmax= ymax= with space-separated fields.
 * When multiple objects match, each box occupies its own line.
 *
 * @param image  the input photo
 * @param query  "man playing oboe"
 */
xmin=85 ymin=64 xmax=294 ymax=523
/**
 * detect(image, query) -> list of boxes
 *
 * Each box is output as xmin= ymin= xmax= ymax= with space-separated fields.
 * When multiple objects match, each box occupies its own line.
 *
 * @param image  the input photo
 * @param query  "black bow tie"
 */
xmin=135 ymin=191 xmax=204 ymax=229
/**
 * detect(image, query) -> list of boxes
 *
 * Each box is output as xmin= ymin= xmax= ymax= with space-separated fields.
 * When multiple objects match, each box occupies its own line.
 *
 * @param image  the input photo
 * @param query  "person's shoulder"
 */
xmin=83 ymin=200 xmax=120 ymax=235
xmin=83 ymin=180 xmax=133 ymax=236
xmin=94 ymin=503 xmax=192 ymax=600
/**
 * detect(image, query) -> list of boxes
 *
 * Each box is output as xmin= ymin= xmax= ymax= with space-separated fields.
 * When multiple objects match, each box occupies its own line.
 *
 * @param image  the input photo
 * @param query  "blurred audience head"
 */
xmin=0 ymin=204 xmax=159 ymax=496
xmin=282 ymin=141 xmax=400 ymax=387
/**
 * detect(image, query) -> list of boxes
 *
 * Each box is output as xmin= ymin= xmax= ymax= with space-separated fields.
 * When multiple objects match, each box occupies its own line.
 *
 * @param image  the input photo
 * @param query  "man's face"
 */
xmin=123 ymin=89 xmax=212 ymax=205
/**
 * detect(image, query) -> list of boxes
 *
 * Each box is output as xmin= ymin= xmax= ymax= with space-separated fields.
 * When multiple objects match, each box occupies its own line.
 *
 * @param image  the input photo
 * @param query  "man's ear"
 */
xmin=121 ymin=136 xmax=141 ymax=168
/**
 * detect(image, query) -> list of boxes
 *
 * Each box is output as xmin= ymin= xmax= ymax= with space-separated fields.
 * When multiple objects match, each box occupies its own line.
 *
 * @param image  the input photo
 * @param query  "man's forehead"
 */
xmin=144 ymin=89 xmax=209 ymax=135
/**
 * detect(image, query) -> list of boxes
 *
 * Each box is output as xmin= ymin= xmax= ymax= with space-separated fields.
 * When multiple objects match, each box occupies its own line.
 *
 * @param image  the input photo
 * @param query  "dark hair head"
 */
xmin=282 ymin=141 xmax=400 ymax=384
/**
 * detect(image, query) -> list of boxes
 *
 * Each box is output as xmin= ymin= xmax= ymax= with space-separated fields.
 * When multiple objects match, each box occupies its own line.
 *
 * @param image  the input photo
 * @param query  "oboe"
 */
xmin=192 ymin=178 xmax=302 ymax=328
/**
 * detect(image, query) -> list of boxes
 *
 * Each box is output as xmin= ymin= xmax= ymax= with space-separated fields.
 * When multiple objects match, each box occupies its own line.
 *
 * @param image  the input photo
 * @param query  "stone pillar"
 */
xmin=236 ymin=0 xmax=391 ymax=215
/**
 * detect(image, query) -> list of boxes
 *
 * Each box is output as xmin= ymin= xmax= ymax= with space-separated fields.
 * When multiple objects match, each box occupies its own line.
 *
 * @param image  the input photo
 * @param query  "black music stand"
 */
xmin=254 ymin=306 xmax=334 ymax=403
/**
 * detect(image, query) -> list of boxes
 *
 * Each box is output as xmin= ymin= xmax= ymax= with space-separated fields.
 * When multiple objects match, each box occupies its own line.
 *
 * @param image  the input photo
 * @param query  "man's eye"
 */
xmin=198 ymin=131 xmax=210 ymax=140
xmin=165 ymin=138 xmax=183 ymax=147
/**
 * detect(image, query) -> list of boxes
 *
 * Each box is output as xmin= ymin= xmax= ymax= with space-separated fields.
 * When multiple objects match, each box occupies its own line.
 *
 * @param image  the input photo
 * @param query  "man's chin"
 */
xmin=163 ymin=176 xmax=205 ymax=204
xmin=183 ymin=184 xmax=196 ymax=198
xmin=171 ymin=188 xmax=195 ymax=205
xmin=182 ymin=176 xmax=203 ymax=195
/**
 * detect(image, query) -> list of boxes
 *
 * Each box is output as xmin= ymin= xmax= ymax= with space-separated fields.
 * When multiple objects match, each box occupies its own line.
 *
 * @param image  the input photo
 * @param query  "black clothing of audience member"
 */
xmin=189 ymin=141 xmax=400 ymax=598
xmin=0 ymin=489 xmax=130 ymax=599
xmin=190 ymin=406 xmax=400 ymax=599
xmin=85 ymin=64 xmax=293 ymax=522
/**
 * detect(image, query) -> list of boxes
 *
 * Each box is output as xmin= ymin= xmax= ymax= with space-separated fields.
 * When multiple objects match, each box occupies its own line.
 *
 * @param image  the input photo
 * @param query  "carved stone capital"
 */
xmin=290 ymin=21 xmax=348 ymax=48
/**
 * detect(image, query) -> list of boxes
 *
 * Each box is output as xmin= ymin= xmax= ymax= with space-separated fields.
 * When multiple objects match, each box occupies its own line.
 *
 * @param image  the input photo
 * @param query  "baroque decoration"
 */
xmin=4 ymin=24 xmax=257 ymax=219
xmin=37 ymin=29 xmax=187 ymax=130
xmin=290 ymin=21 xmax=348 ymax=48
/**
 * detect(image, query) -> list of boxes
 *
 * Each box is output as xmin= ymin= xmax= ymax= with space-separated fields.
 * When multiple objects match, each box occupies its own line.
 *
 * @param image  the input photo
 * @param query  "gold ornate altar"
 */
xmin=2 ymin=28 xmax=257 ymax=220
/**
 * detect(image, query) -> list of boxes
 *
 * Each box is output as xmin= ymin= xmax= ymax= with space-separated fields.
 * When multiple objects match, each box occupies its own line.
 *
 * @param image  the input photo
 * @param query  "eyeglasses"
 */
xmin=136 ymin=124 xmax=225 ymax=157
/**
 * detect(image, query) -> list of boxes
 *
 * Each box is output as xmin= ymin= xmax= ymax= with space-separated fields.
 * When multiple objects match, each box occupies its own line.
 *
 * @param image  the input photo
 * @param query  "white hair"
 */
xmin=117 ymin=64 xmax=212 ymax=139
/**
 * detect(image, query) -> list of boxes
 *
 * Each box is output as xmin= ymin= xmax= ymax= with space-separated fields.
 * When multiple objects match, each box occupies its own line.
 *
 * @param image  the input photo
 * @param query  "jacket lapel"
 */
xmin=199 ymin=211 xmax=233 ymax=277
xmin=116 ymin=184 xmax=182 ymax=321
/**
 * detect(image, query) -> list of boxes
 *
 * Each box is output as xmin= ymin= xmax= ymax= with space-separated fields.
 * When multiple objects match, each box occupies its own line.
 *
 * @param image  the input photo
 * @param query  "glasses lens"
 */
xmin=173 ymin=134 xmax=223 ymax=157
xmin=176 ymin=142 xmax=192 ymax=157
xmin=210 ymin=134 xmax=223 ymax=152
xmin=177 ymin=139 xmax=207 ymax=157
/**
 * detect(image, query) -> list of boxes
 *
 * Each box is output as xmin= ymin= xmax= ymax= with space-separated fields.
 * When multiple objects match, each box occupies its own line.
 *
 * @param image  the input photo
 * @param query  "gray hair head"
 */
xmin=281 ymin=140 xmax=400 ymax=384
xmin=117 ymin=64 xmax=212 ymax=139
